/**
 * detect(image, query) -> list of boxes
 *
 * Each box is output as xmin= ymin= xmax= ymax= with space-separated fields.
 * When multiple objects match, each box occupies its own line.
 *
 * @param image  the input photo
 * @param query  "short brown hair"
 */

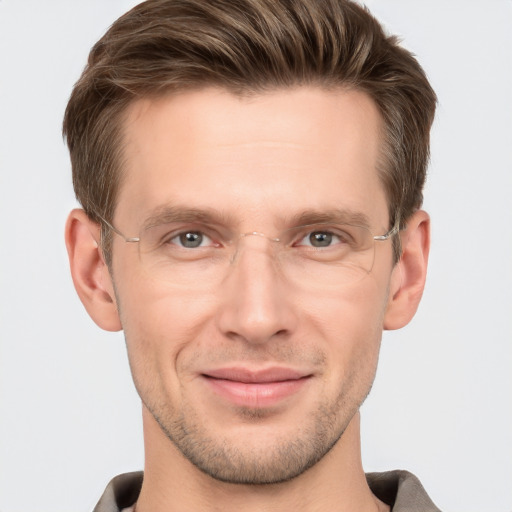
xmin=63 ymin=0 xmax=436 ymax=264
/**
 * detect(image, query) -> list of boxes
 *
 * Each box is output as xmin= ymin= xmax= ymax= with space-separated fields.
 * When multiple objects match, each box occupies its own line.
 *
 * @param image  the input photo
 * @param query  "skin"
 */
xmin=66 ymin=87 xmax=430 ymax=512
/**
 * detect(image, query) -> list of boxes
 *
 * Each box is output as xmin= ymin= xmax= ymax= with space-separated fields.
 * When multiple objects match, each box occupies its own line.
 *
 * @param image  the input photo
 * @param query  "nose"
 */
xmin=216 ymin=235 xmax=298 ymax=345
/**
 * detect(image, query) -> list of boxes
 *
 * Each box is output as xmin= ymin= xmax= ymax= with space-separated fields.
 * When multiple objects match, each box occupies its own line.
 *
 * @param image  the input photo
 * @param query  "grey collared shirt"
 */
xmin=93 ymin=469 xmax=441 ymax=511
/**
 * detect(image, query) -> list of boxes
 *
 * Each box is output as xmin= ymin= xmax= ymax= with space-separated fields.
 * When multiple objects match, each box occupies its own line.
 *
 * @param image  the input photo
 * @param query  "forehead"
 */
xmin=117 ymin=86 xmax=388 ymax=229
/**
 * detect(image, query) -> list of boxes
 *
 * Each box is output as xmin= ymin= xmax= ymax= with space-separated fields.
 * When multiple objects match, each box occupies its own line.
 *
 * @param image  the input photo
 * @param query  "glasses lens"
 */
xmin=276 ymin=223 xmax=375 ymax=291
xmin=136 ymin=222 xmax=376 ymax=290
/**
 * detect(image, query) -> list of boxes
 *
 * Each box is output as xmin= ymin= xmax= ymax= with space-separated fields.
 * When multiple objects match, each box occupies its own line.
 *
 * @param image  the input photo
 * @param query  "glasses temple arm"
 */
xmin=96 ymin=213 xmax=140 ymax=243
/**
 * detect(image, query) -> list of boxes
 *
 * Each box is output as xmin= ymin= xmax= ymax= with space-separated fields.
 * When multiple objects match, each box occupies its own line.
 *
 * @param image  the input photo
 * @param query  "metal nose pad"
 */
xmin=229 ymin=231 xmax=281 ymax=264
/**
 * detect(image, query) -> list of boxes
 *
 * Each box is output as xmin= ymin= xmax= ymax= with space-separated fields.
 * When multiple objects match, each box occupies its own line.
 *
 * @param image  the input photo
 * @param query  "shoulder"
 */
xmin=366 ymin=470 xmax=441 ymax=512
xmin=93 ymin=472 xmax=143 ymax=512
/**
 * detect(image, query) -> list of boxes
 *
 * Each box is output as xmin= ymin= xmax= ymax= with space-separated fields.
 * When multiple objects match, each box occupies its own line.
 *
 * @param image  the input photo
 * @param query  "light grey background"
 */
xmin=0 ymin=1 xmax=511 ymax=511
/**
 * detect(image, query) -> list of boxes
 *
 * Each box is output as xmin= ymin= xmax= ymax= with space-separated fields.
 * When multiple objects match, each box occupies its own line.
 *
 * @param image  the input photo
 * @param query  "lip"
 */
xmin=201 ymin=367 xmax=312 ymax=408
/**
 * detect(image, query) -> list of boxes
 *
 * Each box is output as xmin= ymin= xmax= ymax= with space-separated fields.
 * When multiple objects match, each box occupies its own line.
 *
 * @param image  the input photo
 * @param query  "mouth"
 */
xmin=201 ymin=367 xmax=313 ymax=408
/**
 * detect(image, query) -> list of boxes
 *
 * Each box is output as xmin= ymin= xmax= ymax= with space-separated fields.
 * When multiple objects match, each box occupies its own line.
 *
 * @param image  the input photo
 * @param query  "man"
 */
xmin=63 ymin=0 xmax=438 ymax=510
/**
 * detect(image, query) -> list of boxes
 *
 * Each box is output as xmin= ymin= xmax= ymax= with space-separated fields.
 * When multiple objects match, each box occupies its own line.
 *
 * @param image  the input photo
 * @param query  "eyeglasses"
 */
xmin=98 ymin=214 xmax=399 ymax=291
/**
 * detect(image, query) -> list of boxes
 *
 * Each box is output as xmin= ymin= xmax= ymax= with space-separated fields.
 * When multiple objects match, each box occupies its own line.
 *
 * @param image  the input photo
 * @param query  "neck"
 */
xmin=135 ymin=407 xmax=388 ymax=512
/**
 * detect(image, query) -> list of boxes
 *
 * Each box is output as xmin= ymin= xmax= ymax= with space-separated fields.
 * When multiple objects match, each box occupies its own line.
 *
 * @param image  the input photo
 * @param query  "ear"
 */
xmin=384 ymin=210 xmax=430 ymax=330
xmin=65 ymin=209 xmax=122 ymax=332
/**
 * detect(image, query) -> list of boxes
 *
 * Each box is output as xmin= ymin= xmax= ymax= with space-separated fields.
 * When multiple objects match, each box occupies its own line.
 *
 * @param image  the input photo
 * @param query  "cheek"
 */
xmin=114 ymin=275 xmax=218 ymax=396
xmin=307 ymin=280 xmax=388 ymax=376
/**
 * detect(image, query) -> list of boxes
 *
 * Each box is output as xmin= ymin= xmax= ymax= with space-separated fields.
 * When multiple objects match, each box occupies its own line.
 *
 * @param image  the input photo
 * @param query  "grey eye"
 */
xmin=309 ymin=232 xmax=333 ymax=247
xmin=177 ymin=231 xmax=204 ymax=248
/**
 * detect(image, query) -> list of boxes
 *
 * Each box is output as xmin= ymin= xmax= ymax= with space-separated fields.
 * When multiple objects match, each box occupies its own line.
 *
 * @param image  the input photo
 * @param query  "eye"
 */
xmin=308 ymin=231 xmax=334 ymax=247
xmin=171 ymin=230 xmax=213 ymax=249
xmin=298 ymin=230 xmax=345 ymax=248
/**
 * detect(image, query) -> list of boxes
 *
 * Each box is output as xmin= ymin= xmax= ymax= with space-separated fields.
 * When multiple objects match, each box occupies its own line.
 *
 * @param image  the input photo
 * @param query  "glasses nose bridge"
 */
xmin=230 ymin=231 xmax=282 ymax=264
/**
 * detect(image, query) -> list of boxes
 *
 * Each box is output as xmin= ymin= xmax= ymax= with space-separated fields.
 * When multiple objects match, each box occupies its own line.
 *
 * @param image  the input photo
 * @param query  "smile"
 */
xmin=201 ymin=367 xmax=312 ymax=408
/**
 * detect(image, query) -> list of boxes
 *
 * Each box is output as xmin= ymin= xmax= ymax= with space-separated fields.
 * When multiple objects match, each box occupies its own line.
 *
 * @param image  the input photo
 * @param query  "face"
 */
xmin=110 ymin=87 xmax=396 ymax=484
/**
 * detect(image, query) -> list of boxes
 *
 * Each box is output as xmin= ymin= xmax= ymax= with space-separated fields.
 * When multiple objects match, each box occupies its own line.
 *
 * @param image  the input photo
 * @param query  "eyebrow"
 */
xmin=142 ymin=205 xmax=234 ymax=230
xmin=290 ymin=209 xmax=371 ymax=229
xmin=141 ymin=205 xmax=372 ymax=231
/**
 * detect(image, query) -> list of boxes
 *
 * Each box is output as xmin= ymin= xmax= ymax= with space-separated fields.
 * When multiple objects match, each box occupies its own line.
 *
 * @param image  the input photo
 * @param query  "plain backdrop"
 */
xmin=0 ymin=1 xmax=511 ymax=511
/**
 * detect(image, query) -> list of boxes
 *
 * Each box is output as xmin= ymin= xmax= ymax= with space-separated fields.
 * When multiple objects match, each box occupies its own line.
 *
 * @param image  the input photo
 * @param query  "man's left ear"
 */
xmin=384 ymin=210 xmax=430 ymax=330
